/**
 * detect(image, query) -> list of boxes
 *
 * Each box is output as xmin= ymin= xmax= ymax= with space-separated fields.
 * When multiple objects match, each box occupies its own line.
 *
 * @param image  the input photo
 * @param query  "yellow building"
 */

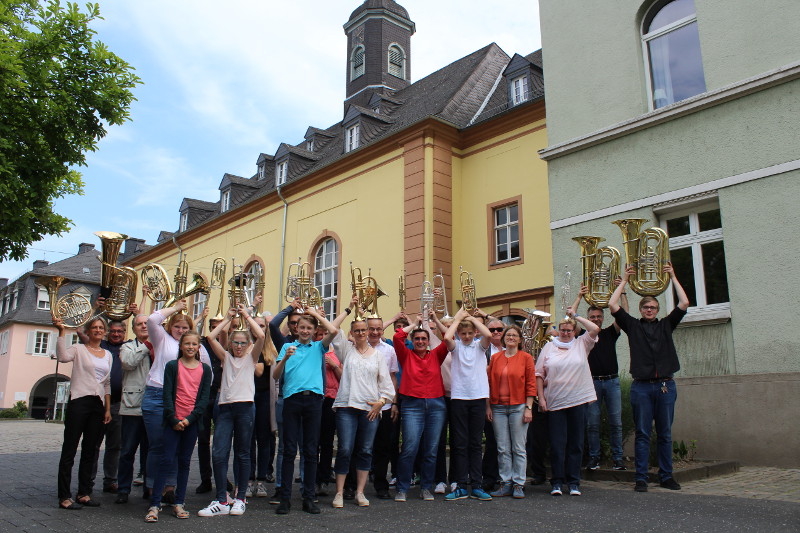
xmin=125 ymin=2 xmax=552 ymax=325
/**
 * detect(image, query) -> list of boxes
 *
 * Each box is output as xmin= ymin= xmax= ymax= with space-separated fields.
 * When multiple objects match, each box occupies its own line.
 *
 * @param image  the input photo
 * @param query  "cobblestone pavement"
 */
xmin=1 ymin=420 xmax=798 ymax=532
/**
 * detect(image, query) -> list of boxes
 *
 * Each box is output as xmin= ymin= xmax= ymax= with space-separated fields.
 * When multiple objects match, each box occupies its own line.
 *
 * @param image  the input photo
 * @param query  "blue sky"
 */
xmin=0 ymin=0 xmax=541 ymax=281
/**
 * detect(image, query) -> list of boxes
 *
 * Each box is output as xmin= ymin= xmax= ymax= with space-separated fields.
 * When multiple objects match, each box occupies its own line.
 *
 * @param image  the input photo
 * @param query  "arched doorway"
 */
xmin=29 ymin=374 xmax=69 ymax=420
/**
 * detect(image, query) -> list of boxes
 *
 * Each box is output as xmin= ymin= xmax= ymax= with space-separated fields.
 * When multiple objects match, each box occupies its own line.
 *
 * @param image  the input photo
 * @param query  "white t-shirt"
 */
xmin=536 ymin=333 xmax=597 ymax=411
xmin=373 ymin=340 xmax=398 ymax=411
xmin=449 ymin=339 xmax=489 ymax=400
xmin=219 ymin=350 xmax=256 ymax=405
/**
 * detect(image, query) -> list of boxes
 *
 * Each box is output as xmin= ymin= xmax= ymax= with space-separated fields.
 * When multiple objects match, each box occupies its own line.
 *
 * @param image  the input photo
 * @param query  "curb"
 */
xmin=584 ymin=461 xmax=740 ymax=483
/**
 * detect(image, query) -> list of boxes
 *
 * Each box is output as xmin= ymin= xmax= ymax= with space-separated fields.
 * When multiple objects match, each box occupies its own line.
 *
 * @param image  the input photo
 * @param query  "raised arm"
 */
xmin=665 ymin=262 xmax=690 ymax=311
xmin=608 ymin=265 xmax=632 ymax=313
xmin=467 ymin=314 xmax=492 ymax=350
xmin=443 ymin=307 xmax=468 ymax=351
xmin=569 ymin=307 xmax=599 ymax=338
xmin=53 ymin=318 xmax=75 ymax=362
xmin=240 ymin=304 xmax=266 ymax=363
xmin=307 ymin=307 xmax=338 ymax=348
xmin=207 ymin=308 xmax=236 ymax=364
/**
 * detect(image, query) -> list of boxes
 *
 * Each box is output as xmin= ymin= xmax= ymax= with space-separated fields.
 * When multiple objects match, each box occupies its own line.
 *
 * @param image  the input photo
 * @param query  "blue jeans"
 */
xmin=548 ymin=403 xmax=588 ymax=487
xmin=334 ymin=407 xmax=380 ymax=474
xmin=213 ymin=402 xmax=255 ymax=501
xmin=397 ymin=396 xmax=446 ymax=493
xmin=586 ymin=377 xmax=623 ymax=461
xmin=150 ymin=424 xmax=198 ymax=507
xmin=141 ymin=386 xmax=176 ymax=489
xmin=491 ymin=404 xmax=528 ymax=486
xmin=630 ymin=379 xmax=677 ymax=482
xmin=280 ymin=392 xmax=322 ymax=501
xmin=117 ymin=415 xmax=148 ymax=494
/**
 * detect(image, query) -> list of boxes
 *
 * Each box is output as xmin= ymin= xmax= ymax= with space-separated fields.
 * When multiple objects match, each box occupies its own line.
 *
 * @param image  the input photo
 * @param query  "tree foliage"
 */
xmin=0 ymin=0 xmax=141 ymax=261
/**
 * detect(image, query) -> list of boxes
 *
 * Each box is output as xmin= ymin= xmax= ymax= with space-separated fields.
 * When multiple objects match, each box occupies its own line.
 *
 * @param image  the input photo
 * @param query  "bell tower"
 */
xmin=343 ymin=1 xmax=415 ymax=106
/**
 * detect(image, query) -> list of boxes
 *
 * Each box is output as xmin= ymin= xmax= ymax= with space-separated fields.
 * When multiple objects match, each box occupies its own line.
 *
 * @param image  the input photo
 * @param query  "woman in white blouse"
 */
xmin=329 ymin=301 xmax=395 ymax=509
xmin=54 ymin=317 xmax=112 ymax=510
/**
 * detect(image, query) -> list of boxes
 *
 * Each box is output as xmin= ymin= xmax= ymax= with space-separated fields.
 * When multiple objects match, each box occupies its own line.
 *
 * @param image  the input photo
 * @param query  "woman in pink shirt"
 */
xmin=54 ymin=317 xmax=112 ymax=510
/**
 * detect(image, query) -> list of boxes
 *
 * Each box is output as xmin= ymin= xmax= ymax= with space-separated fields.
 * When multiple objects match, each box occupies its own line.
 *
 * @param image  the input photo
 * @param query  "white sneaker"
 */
xmin=255 ymin=481 xmax=268 ymax=498
xmin=434 ymin=482 xmax=446 ymax=494
xmin=245 ymin=481 xmax=254 ymax=498
xmin=450 ymin=482 xmax=458 ymax=492
xmin=197 ymin=500 xmax=230 ymax=517
xmin=229 ymin=499 xmax=246 ymax=516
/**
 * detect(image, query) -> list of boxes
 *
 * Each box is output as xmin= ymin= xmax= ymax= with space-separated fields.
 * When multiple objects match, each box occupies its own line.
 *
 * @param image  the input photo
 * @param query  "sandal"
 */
xmin=59 ymin=499 xmax=82 ymax=510
xmin=173 ymin=504 xmax=189 ymax=519
xmin=145 ymin=506 xmax=159 ymax=522
xmin=76 ymin=495 xmax=100 ymax=507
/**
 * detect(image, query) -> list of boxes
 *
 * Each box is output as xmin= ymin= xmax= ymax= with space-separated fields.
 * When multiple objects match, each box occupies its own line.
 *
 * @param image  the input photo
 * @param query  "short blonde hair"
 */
xmin=557 ymin=317 xmax=577 ymax=330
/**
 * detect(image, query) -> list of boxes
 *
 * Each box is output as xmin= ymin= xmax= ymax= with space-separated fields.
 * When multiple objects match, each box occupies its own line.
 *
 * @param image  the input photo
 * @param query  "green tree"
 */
xmin=0 ymin=0 xmax=141 ymax=261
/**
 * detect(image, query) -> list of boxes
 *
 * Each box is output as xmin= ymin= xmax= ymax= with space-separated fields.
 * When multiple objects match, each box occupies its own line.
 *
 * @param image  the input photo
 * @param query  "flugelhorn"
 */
xmin=210 ymin=257 xmax=227 ymax=321
xmin=164 ymin=273 xmax=209 ymax=309
xmin=433 ymin=268 xmax=453 ymax=320
xmin=459 ymin=266 xmax=477 ymax=313
xmin=95 ymin=231 xmax=137 ymax=321
xmin=612 ymin=218 xmax=671 ymax=297
xmin=573 ymin=236 xmax=621 ymax=309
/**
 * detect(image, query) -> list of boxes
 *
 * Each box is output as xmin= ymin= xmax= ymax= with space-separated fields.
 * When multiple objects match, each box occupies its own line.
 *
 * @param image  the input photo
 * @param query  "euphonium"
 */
xmin=420 ymin=279 xmax=435 ymax=314
xmin=210 ymin=258 xmax=227 ymax=321
xmin=459 ymin=266 xmax=477 ymax=313
xmin=433 ymin=269 xmax=453 ymax=320
xmin=40 ymin=275 xmax=91 ymax=328
xmin=532 ymin=318 xmax=553 ymax=360
xmin=398 ymin=272 xmax=406 ymax=310
xmin=95 ymin=231 xmax=137 ymax=321
xmin=612 ymin=218 xmax=671 ymax=297
xmin=573 ymin=236 xmax=621 ymax=309
xmin=297 ymin=261 xmax=320 ymax=311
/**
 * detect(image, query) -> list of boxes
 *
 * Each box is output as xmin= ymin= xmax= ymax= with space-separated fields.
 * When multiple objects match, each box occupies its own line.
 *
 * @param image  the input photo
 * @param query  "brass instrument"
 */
xmin=532 ymin=318 xmax=553 ymax=360
xmin=172 ymin=255 xmax=189 ymax=314
xmin=141 ymin=264 xmax=171 ymax=303
xmin=252 ymin=262 xmax=265 ymax=316
xmin=210 ymin=258 xmax=227 ymax=321
xmin=285 ymin=258 xmax=302 ymax=303
xmin=560 ymin=265 xmax=571 ymax=319
xmin=459 ymin=267 xmax=478 ymax=313
xmin=398 ymin=271 xmax=406 ymax=310
xmin=350 ymin=263 xmax=385 ymax=319
xmin=612 ymin=218 xmax=671 ymax=297
xmin=95 ymin=231 xmax=137 ymax=321
xmin=521 ymin=309 xmax=550 ymax=355
xmin=228 ymin=261 xmax=250 ymax=331
xmin=573 ymin=236 xmax=621 ymax=309
xmin=420 ymin=278 xmax=435 ymax=315
xmin=40 ymin=274 xmax=104 ymax=329
xmin=297 ymin=261 xmax=322 ymax=311
xmin=433 ymin=269 xmax=453 ymax=320
xmin=164 ymin=273 xmax=209 ymax=309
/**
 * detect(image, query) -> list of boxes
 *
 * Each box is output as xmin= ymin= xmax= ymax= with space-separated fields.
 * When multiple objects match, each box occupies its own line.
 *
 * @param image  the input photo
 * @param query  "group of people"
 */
xmin=53 ymin=262 xmax=690 ymax=520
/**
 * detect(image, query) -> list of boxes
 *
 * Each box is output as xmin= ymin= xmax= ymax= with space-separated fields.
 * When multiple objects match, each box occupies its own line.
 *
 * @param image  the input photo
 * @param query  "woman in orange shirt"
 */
xmin=485 ymin=325 xmax=536 ymax=499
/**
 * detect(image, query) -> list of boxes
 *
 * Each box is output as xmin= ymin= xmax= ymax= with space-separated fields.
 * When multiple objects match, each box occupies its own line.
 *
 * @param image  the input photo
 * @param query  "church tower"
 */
xmin=343 ymin=1 xmax=415 ymax=107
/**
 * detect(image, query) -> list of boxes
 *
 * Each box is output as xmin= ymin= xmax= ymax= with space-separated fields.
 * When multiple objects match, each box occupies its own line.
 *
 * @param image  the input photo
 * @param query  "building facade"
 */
xmin=125 ymin=1 xmax=555 ymax=331
xmin=539 ymin=0 xmax=800 ymax=466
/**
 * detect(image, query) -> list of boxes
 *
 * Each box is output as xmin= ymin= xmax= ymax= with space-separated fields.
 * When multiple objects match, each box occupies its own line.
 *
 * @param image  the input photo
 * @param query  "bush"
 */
xmin=0 ymin=400 xmax=28 ymax=419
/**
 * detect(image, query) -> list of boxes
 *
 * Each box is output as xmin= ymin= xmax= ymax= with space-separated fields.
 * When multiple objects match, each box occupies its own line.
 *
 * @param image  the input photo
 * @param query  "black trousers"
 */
xmin=58 ymin=396 xmax=105 ymax=500
xmin=317 ymin=396 xmax=336 ymax=484
xmin=372 ymin=410 xmax=397 ymax=492
xmin=280 ymin=393 xmax=322 ymax=501
xmin=435 ymin=397 xmax=451 ymax=484
xmin=482 ymin=417 xmax=499 ymax=489
xmin=450 ymin=399 xmax=486 ymax=490
xmin=526 ymin=408 xmax=549 ymax=479
xmin=197 ymin=389 xmax=218 ymax=483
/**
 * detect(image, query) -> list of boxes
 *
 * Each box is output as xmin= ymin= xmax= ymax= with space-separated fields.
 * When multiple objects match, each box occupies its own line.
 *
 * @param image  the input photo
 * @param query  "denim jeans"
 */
xmin=150 ymin=424 xmax=198 ymax=507
xmin=250 ymin=388 xmax=274 ymax=480
xmin=450 ymin=398 xmax=486 ymax=490
xmin=491 ymin=404 xmax=528 ymax=486
xmin=548 ymin=403 xmax=588 ymax=487
xmin=117 ymin=415 xmax=148 ymax=494
xmin=586 ymin=377 xmax=623 ymax=461
xmin=141 ymin=386 xmax=177 ymax=489
xmin=630 ymin=379 xmax=677 ymax=482
xmin=397 ymin=396 xmax=446 ymax=493
xmin=280 ymin=392 xmax=322 ymax=501
xmin=213 ymin=401 xmax=255 ymax=502
xmin=334 ymin=407 xmax=380 ymax=474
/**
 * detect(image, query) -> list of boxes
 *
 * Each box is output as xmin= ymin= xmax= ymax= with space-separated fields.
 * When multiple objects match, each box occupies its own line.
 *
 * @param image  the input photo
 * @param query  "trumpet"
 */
xmin=210 ymin=258 xmax=227 ymax=321
xmin=612 ymin=218 xmax=671 ymax=297
xmin=398 ymin=271 xmax=406 ymax=310
xmin=459 ymin=266 xmax=477 ymax=313
xmin=252 ymin=262 xmax=265 ymax=316
xmin=433 ymin=269 xmax=453 ymax=320
xmin=573 ymin=236 xmax=621 ymax=309
xmin=560 ymin=265 xmax=571 ymax=320
xmin=420 ymin=278 xmax=435 ymax=315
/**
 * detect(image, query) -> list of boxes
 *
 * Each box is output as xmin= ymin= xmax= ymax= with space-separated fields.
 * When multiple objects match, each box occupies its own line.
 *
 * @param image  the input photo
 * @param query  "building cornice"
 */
xmin=539 ymin=61 xmax=800 ymax=161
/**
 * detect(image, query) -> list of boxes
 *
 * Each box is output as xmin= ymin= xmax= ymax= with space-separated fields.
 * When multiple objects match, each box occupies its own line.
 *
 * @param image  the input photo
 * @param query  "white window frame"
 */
xmin=221 ymin=190 xmax=231 ymax=213
xmin=28 ymin=330 xmax=53 ymax=356
xmin=306 ymin=139 xmax=314 ymax=152
xmin=511 ymin=75 xmax=529 ymax=106
xmin=37 ymin=287 xmax=50 ymax=310
xmin=192 ymin=292 xmax=207 ymax=318
xmin=659 ymin=202 xmax=730 ymax=324
xmin=276 ymin=161 xmax=288 ymax=187
xmin=641 ymin=2 xmax=703 ymax=111
xmin=257 ymin=164 xmax=265 ymax=180
xmin=388 ymin=44 xmax=405 ymax=79
xmin=351 ymin=45 xmax=365 ymax=80
xmin=1 ymin=294 xmax=7 ymax=315
xmin=345 ymin=124 xmax=360 ymax=153
xmin=179 ymin=212 xmax=188 ymax=232
xmin=0 ymin=330 xmax=9 ymax=355
xmin=494 ymin=204 xmax=520 ymax=263
xmin=313 ymin=239 xmax=338 ymax=322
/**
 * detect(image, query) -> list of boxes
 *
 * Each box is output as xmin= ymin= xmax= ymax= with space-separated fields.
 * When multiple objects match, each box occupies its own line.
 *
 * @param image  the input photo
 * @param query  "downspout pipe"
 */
xmin=276 ymin=185 xmax=289 ymax=312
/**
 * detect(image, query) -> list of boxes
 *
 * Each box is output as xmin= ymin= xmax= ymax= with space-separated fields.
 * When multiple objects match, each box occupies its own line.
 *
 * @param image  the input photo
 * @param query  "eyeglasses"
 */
xmin=231 ymin=341 xmax=248 ymax=346
xmin=641 ymin=306 xmax=659 ymax=311
xmin=488 ymin=327 xmax=504 ymax=333
xmin=288 ymin=321 xmax=299 ymax=326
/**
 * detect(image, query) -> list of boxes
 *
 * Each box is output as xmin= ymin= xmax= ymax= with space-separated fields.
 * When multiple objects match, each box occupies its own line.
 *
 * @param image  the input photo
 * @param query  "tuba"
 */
xmin=459 ymin=266 xmax=477 ymax=313
xmin=612 ymin=218 xmax=671 ymax=297
xmin=521 ymin=309 xmax=551 ymax=356
xmin=95 ymin=231 xmax=137 ymax=321
xmin=433 ymin=269 xmax=453 ymax=320
xmin=573 ymin=236 xmax=621 ymax=309
xmin=210 ymin=258 xmax=227 ymax=321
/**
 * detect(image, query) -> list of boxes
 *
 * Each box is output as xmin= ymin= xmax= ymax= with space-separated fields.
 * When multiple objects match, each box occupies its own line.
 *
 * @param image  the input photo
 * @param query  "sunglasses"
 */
xmin=488 ymin=327 xmax=504 ymax=333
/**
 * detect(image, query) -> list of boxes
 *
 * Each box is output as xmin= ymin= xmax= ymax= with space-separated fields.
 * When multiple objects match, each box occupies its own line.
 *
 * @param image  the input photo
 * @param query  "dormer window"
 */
xmin=388 ymin=44 xmax=405 ymax=79
xmin=179 ymin=212 xmax=188 ymax=232
xmin=37 ymin=287 xmax=50 ymax=310
xmin=351 ymin=45 xmax=365 ymax=80
xmin=221 ymin=190 xmax=231 ymax=213
xmin=511 ymin=75 xmax=529 ymax=106
xmin=306 ymin=139 xmax=314 ymax=152
xmin=276 ymin=161 xmax=288 ymax=186
xmin=345 ymin=124 xmax=360 ymax=153
xmin=257 ymin=164 xmax=265 ymax=180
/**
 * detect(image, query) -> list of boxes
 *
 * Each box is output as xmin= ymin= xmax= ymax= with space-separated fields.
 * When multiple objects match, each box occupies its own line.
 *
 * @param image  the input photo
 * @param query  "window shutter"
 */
xmin=26 ymin=331 xmax=35 ymax=354
xmin=48 ymin=333 xmax=57 ymax=356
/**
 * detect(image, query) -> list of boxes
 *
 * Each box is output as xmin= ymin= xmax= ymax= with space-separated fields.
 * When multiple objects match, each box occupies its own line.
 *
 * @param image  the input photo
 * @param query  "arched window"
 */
xmin=351 ymin=45 xmax=365 ymax=80
xmin=387 ymin=44 xmax=405 ymax=79
xmin=642 ymin=0 xmax=705 ymax=109
xmin=313 ymin=239 xmax=338 ymax=321
xmin=245 ymin=262 xmax=264 ymax=310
